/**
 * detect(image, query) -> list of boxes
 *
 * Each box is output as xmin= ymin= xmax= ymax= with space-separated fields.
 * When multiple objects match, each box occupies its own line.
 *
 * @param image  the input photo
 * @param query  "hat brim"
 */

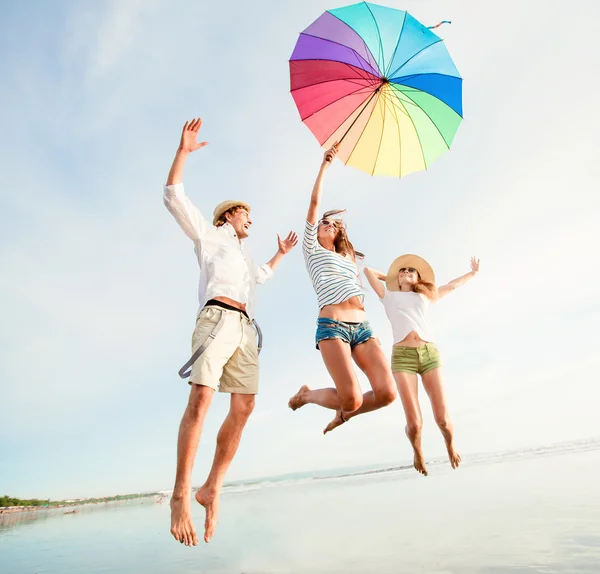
xmin=212 ymin=201 xmax=251 ymax=226
xmin=386 ymin=254 xmax=435 ymax=291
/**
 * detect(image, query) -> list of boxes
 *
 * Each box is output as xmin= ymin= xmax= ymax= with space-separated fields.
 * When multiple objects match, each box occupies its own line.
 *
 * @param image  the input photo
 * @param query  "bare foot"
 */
xmin=170 ymin=494 xmax=198 ymax=546
xmin=323 ymin=411 xmax=345 ymax=434
xmin=413 ymin=450 xmax=428 ymax=476
xmin=447 ymin=446 xmax=461 ymax=469
xmin=288 ymin=385 xmax=310 ymax=411
xmin=195 ymin=486 xmax=220 ymax=543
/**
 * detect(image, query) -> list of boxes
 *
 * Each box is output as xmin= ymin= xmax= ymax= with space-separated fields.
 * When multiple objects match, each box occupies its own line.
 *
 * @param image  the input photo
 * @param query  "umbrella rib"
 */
xmin=388 ymin=39 xmax=443 ymax=80
xmin=392 ymin=84 xmax=454 ymax=148
xmin=364 ymin=2 xmax=385 ymax=75
xmin=310 ymin=86 xmax=380 ymax=145
xmin=346 ymin=89 xmax=382 ymax=166
xmin=380 ymin=88 xmax=404 ymax=177
xmin=384 ymin=11 xmax=408 ymax=78
xmin=290 ymin=62 xmax=380 ymax=92
xmin=389 ymin=85 xmax=428 ymax=169
xmin=380 ymin=86 xmax=409 ymax=118
xmin=291 ymin=77 xmax=378 ymax=94
xmin=338 ymin=87 xmax=381 ymax=145
xmin=300 ymin=84 xmax=378 ymax=124
xmin=295 ymin=33 xmax=380 ymax=81
xmin=326 ymin=11 xmax=383 ymax=76
xmin=391 ymin=74 xmax=463 ymax=118
xmin=372 ymin=89 xmax=387 ymax=176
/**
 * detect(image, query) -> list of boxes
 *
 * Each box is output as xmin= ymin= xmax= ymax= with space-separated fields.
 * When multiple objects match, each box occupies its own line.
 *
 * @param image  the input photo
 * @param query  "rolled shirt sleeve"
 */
xmin=163 ymin=183 xmax=209 ymax=242
xmin=255 ymin=263 xmax=274 ymax=284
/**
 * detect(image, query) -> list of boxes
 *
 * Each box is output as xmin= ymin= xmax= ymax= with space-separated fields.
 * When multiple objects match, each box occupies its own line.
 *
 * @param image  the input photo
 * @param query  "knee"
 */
xmin=406 ymin=420 xmax=423 ymax=436
xmin=233 ymin=397 xmax=255 ymax=421
xmin=435 ymin=416 xmax=451 ymax=430
xmin=341 ymin=393 xmax=362 ymax=413
xmin=377 ymin=389 xmax=396 ymax=407
xmin=187 ymin=385 xmax=213 ymax=419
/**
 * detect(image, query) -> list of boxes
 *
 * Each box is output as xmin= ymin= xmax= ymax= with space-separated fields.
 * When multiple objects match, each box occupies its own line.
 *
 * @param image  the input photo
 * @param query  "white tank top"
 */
xmin=380 ymin=289 xmax=434 ymax=344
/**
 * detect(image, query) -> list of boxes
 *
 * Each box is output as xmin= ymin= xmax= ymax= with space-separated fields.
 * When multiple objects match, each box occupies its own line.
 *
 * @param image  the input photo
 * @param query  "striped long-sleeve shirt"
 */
xmin=302 ymin=221 xmax=365 ymax=309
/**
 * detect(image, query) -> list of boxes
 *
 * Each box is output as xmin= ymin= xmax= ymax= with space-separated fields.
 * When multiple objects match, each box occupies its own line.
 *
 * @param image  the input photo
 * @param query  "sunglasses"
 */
xmin=399 ymin=267 xmax=418 ymax=274
xmin=319 ymin=219 xmax=345 ymax=228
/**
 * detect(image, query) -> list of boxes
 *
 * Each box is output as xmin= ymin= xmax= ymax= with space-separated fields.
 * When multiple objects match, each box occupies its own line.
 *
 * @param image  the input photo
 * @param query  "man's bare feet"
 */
xmin=288 ymin=385 xmax=310 ymax=411
xmin=447 ymin=446 xmax=461 ymax=469
xmin=413 ymin=450 xmax=428 ymax=476
xmin=170 ymin=494 xmax=198 ymax=546
xmin=195 ymin=486 xmax=220 ymax=543
xmin=323 ymin=410 xmax=345 ymax=434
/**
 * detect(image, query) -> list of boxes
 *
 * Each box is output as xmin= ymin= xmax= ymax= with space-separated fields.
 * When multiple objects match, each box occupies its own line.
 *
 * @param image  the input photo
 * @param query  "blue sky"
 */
xmin=1 ymin=0 xmax=599 ymax=500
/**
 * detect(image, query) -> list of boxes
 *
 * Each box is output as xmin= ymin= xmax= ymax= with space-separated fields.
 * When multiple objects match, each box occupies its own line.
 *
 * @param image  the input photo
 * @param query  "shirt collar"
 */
xmin=220 ymin=222 xmax=242 ymax=242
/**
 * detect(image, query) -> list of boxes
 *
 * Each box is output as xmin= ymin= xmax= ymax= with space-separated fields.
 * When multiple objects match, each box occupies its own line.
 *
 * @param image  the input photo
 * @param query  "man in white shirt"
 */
xmin=164 ymin=118 xmax=298 ymax=546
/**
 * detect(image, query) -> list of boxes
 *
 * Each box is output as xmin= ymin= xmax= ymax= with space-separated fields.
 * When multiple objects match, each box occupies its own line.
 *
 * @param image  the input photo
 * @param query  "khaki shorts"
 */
xmin=189 ymin=305 xmax=259 ymax=394
xmin=391 ymin=343 xmax=442 ymax=375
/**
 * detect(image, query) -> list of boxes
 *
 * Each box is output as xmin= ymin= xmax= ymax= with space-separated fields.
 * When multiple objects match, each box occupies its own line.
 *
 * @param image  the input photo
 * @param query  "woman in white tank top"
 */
xmin=364 ymin=254 xmax=480 ymax=476
xmin=287 ymin=144 xmax=396 ymax=433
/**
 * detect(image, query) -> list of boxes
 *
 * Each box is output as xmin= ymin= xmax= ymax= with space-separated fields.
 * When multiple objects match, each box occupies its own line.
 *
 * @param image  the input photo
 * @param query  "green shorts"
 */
xmin=391 ymin=343 xmax=442 ymax=375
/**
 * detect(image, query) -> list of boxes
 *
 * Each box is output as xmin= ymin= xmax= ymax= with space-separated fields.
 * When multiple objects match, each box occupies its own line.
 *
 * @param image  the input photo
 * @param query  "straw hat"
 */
xmin=386 ymin=254 xmax=435 ymax=291
xmin=212 ymin=200 xmax=251 ymax=226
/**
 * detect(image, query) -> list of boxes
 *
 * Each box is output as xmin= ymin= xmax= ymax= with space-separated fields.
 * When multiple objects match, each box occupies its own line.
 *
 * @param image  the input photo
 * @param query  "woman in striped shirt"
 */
xmin=288 ymin=144 xmax=396 ymax=433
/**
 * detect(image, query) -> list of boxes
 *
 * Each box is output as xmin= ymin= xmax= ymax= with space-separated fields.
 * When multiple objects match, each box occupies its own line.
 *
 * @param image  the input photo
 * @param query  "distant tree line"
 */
xmin=1 ymin=492 xmax=160 ymax=508
xmin=0 ymin=496 xmax=54 ymax=507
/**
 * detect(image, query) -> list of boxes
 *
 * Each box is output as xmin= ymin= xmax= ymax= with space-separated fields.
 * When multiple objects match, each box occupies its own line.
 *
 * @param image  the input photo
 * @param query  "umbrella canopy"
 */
xmin=289 ymin=2 xmax=463 ymax=177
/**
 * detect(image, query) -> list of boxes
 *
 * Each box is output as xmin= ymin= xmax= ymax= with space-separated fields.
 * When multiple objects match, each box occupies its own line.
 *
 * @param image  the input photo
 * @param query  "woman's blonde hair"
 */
xmin=320 ymin=209 xmax=364 ymax=261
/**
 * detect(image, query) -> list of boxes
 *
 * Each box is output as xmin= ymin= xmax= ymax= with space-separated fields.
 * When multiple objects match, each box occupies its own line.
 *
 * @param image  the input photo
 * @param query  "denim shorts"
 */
xmin=315 ymin=317 xmax=374 ymax=350
xmin=391 ymin=343 xmax=442 ymax=375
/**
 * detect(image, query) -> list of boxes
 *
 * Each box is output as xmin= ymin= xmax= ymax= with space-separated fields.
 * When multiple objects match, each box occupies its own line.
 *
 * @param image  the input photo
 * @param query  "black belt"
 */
xmin=204 ymin=298 xmax=249 ymax=319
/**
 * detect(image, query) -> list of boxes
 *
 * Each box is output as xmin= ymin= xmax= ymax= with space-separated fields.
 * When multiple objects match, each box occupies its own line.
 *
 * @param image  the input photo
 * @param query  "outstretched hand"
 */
xmin=179 ymin=118 xmax=208 ymax=154
xmin=470 ymin=256 xmax=480 ymax=273
xmin=277 ymin=231 xmax=299 ymax=255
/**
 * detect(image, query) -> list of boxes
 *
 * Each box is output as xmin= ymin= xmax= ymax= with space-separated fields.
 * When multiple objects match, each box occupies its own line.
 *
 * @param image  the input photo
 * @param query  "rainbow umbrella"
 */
xmin=289 ymin=2 xmax=463 ymax=177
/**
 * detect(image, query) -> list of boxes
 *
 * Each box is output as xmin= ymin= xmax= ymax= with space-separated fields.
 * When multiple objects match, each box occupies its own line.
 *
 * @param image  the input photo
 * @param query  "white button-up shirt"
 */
xmin=164 ymin=183 xmax=273 ymax=319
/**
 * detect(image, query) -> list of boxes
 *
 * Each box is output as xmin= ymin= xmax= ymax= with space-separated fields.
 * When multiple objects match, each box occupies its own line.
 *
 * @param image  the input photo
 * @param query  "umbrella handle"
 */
xmin=338 ymin=86 xmax=382 ymax=145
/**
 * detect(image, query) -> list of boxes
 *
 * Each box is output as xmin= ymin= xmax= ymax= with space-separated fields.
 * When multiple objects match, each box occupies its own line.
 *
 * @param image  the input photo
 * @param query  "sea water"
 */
xmin=2 ymin=440 xmax=600 ymax=573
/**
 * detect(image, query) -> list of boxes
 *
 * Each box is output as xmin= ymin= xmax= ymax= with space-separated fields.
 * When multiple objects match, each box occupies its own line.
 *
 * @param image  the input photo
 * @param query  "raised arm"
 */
xmin=437 ymin=257 xmax=480 ymax=299
xmin=166 ymin=118 xmax=208 ymax=186
xmin=364 ymin=266 xmax=386 ymax=299
xmin=163 ymin=119 xmax=209 ymax=242
xmin=306 ymin=144 xmax=339 ymax=225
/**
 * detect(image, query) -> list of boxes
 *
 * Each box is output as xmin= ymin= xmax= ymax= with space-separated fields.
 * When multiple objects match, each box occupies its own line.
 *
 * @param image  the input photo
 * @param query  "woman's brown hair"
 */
xmin=321 ymin=209 xmax=364 ymax=262
xmin=413 ymin=279 xmax=438 ymax=301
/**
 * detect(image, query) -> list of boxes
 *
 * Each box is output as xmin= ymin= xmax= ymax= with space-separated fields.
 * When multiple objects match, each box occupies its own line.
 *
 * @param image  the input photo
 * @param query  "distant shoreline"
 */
xmin=5 ymin=436 xmax=600 ymax=515
xmin=0 ymin=492 xmax=164 ymax=515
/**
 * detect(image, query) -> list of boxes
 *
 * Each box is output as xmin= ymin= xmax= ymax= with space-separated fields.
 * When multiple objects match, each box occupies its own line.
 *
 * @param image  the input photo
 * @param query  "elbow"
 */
xmin=256 ymin=266 xmax=273 ymax=284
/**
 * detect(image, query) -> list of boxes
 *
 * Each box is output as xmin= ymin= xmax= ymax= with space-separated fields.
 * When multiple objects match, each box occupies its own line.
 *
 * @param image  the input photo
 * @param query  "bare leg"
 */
xmin=288 ymin=385 xmax=338 ymax=411
xmin=170 ymin=384 xmax=214 ymax=546
xmin=287 ymin=338 xmax=363 ymax=417
xmin=195 ymin=393 xmax=255 ymax=543
xmin=394 ymin=372 xmax=427 ymax=476
xmin=422 ymin=368 xmax=461 ymax=469
xmin=323 ymin=338 xmax=396 ymax=433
